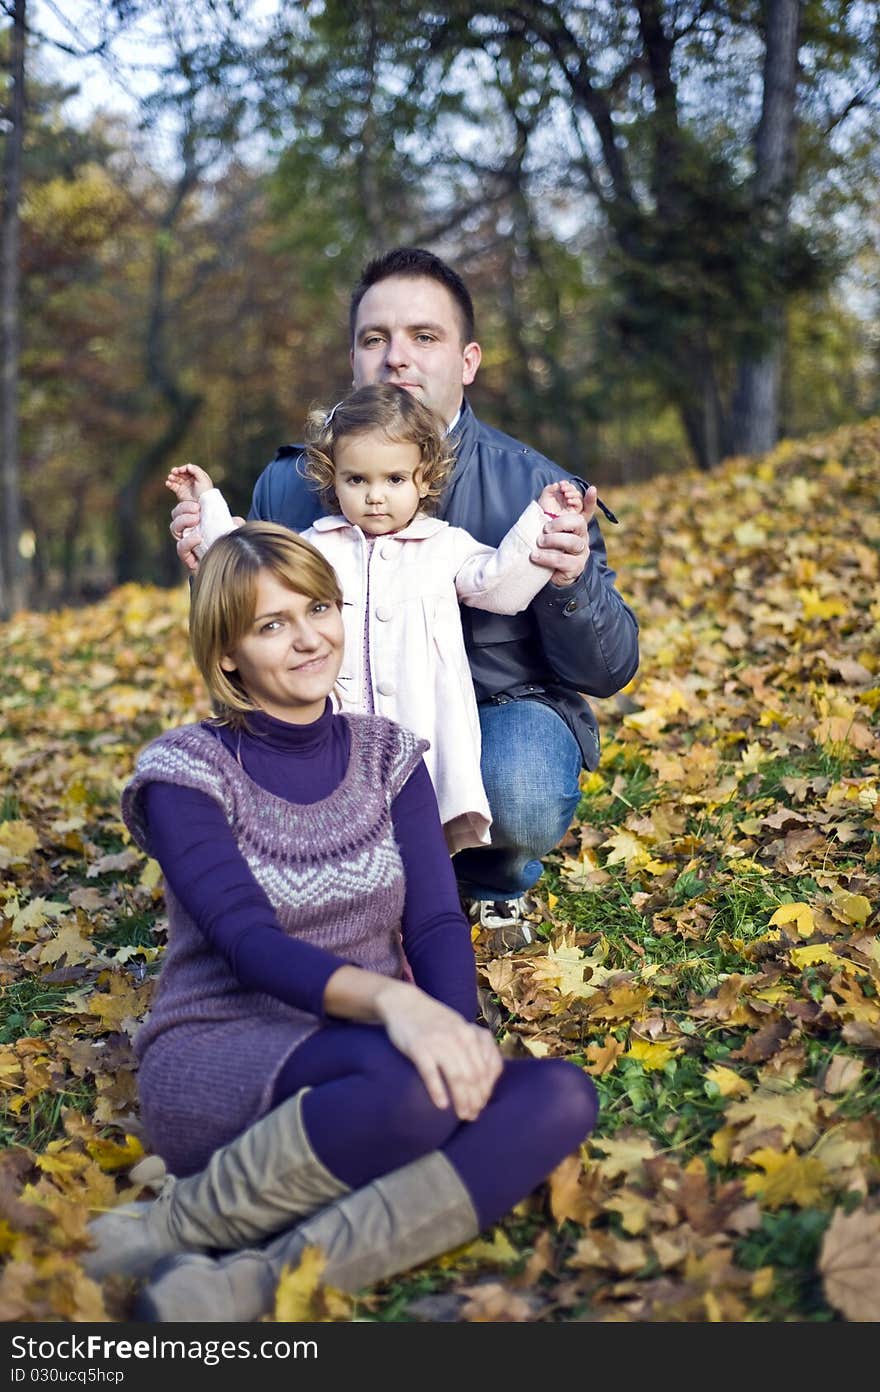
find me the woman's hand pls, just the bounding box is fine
[375,979,503,1121]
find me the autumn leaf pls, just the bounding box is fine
[590,1133,659,1183]
[547,1154,600,1227]
[769,903,815,938]
[584,1035,625,1075]
[85,1135,145,1174]
[820,1208,880,1321]
[821,1056,865,1095]
[273,1245,350,1322]
[705,1065,752,1099]
[460,1282,537,1322]
[742,1147,829,1208]
[0,821,40,869]
[624,1038,681,1070]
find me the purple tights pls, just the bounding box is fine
[271,1023,597,1230]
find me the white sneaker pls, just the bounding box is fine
[464,896,534,952]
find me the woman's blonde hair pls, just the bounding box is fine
[189,521,343,728]
[301,383,454,514]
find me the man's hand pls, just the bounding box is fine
[171,499,245,572]
[170,498,203,572]
[532,483,597,587]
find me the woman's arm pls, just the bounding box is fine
[146,771,502,1121]
[144,782,349,1015]
[322,966,501,1121]
[390,759,479,1021]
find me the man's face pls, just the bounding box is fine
[351,275,481,427]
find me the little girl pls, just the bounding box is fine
[166,383,582,853]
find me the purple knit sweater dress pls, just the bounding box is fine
[121,713,426,1176]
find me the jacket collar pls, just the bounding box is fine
[439,397,478,520]
[309,512,448,540]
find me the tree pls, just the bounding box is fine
[270,0,878,469]
[1,0,26,619]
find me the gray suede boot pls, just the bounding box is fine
[83,1089,348,1280]
[134,1150,480,1322]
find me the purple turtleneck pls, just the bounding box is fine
[142,701,478,1022]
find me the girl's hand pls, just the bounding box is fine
[537,479,583,517]
[533,483,598,586]
[166,462,215,501]
[374,980,503,1122]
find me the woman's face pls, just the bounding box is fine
[220,568,344,724]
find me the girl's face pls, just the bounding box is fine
[220,568,344,724]
[333,432,427,536]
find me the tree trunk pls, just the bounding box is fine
[115,156,202,583]
[732,0,801,455]
[1,0,26,620]
[678,356,728,472]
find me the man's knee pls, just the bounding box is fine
[479,701,582,847]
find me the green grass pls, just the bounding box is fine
[0,1078,97,1152]
[0,977,80,1045]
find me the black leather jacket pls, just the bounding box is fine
[249,399,639,769]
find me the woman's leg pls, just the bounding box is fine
[272,1022,462,1188]
[275,1026,597,1219]
[135,1056,599,1320]
[442,1058,598,1228]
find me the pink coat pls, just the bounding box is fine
[197,489,549,852]
[302,505,548,852]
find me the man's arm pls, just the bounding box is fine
[529,511,640,695]
[249,449,324,530]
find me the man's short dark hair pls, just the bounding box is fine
[349,247,476,346]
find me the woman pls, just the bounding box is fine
[84,523,598,1322]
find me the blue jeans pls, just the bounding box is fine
[453,698,583,900]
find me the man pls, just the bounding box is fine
[171,247,639,949]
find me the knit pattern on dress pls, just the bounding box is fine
[120,714,427,1176]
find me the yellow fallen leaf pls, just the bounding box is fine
[139,858,163,891]
[602,829,651,868]
[789,944,848,969]
[273,1245,328,1321]
[0,820,40,868]
[459,1229,520,1267]
[743,1147,828,1209]
[590,1133,658,1182]
[705,1065,752,1099]
[829,892,871,927]
[624,1038,681,1070]
[797,588,846,621]
[39,924,95,967]
[85,1134,145,1173]
[579,771,604,794]
[769,903,815,938]
[530,943,615,999]
[643,858,675,876]
[751,1266,775,1299]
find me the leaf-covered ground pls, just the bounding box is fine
[1,421,879,1323]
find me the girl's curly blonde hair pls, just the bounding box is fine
[301,384,454,515]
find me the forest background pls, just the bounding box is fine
[1,0,879,617]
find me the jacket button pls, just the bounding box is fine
[563,599,578,615]
[375,605,393,621]
[377,680,396,696]
[381,544,396,559]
